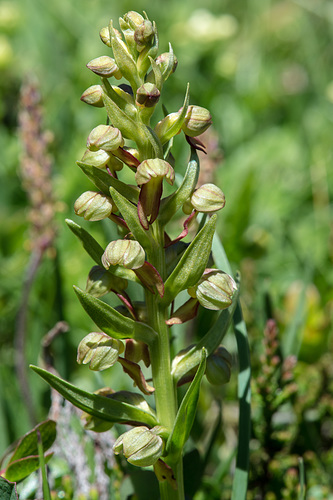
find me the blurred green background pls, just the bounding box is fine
[0,0,332,496]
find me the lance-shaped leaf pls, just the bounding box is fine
[162,215,217,305]
[118,357,155,395]
[172,280,240,382]
[66,219,104,265]
[109,187,155,250]
[154,84,190,145]
[78,161,139,203]
[8,420,56,465]
[101,78,137,119]
[4,455,53,483]
[0,477,18,500]
[66,220,138,282]
[30,366,158,428]
[102,92,146,146]
[110,22,142,92]
[159,148,199,225]
[74,286,157,344]
[166,349,206,462]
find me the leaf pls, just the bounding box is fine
[5,454,53,483]
[30,366,158,428]
[110,26,142,93]
[109,187,155,250]
[159,148,199,225]
[66,219,104,266]
[0,477,18,500]
[155,84,190,145]
[9,420,56,464]
[163,215,217,304]
[166,349,206,462]
[103,92,145,145]
[74,286,157,344]
[77,161,139,203]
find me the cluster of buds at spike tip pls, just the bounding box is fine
[136,158,175,229]
[188,269,237,311]
[206,346,232,385]
[183,183,226,215]
[74,191,117,221]
[113,426,166,467]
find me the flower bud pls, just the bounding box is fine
[156,52,178,74]
[80,85,104,107]
[135,158,174,186]
[154,111,182,144]
[136,83,160,108]
[99,26,112,47]
[87,125,124,152]
[182,105,212,137]
[188,269,237,311]
[190,184,225,213]
[134,20,155,51]
[81,149,111,168]
[123,11,145,30]
[102,239,145,270]
[86,56,122,79]
[113,426,164,467]
[74,191,116,221]
[77,332,124,371]
[86,265,128,297]
[206,346,232,385]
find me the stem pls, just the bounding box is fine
[145,221,185,500]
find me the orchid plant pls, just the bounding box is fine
[31,11,241,500]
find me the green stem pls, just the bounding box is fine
[145,221,185,500]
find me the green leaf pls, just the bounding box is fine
[101,77,137,119]
[102,91,145,145]
[74,286,157,344]
[166,349,206,462]
[159,148,199,225]
[30,366,158,428]
[66,219,104,265]
[109,187,155,250]
[5,454,53,483]
[9,420,56,464]
[0,477,18,500]
[163,215,217,304]
[77,161,139,203]
[155,83,190,145]
[172,278,240,382]
[110,25,142,93]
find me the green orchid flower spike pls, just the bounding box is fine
[31,10,242,500]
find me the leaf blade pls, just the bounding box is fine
[30,365,158,428]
